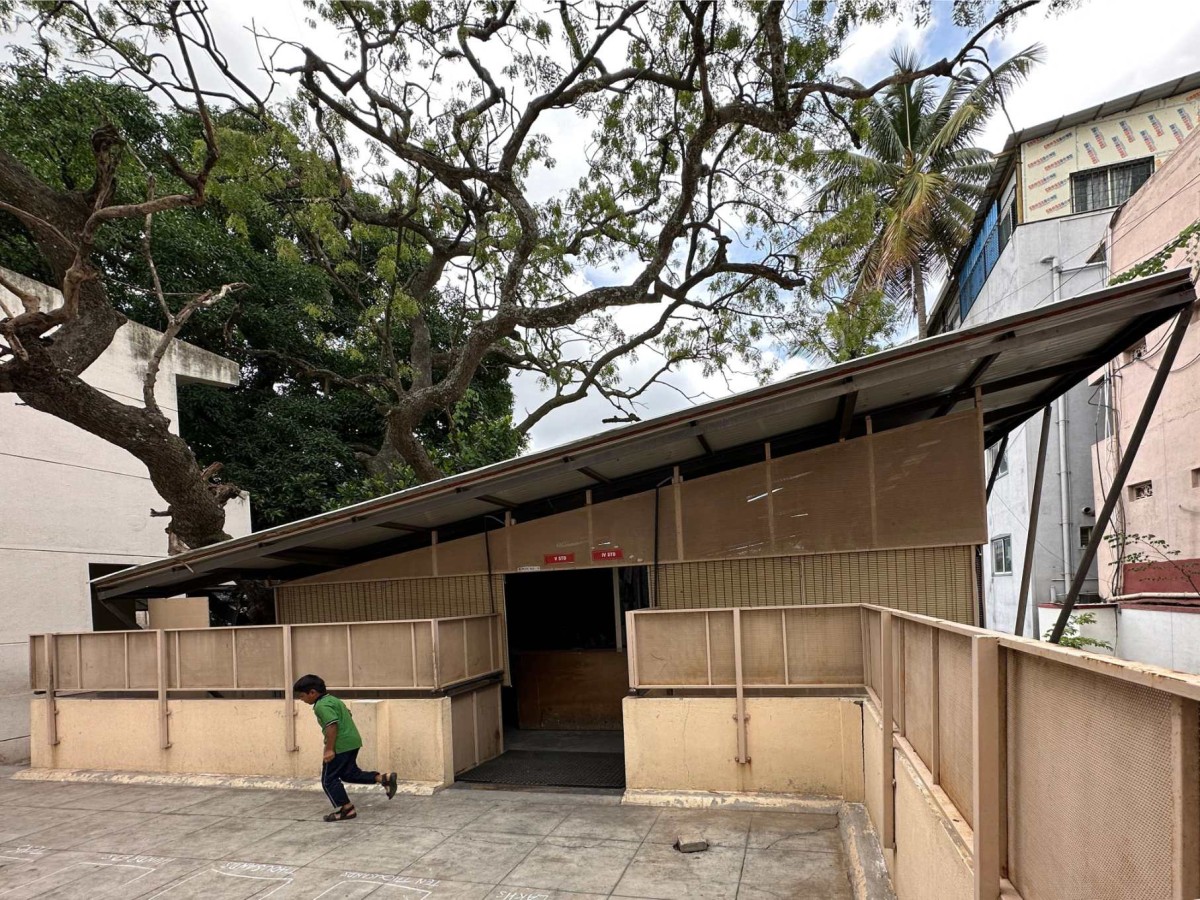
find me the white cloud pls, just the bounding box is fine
[977,0,1200,152]
[835,14,933,85]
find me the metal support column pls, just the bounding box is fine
[1015,406,1053,637]
[1050,303,1194,643]
[985,434,1008,501]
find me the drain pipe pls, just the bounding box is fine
[1043,257,1074,600]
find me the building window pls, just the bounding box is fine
[991,535,1013,575]
[986,444,1008,478]
[1192,467,1200,488]
[1079,525,1093,549]
[1129,480,1154,501]
[1071,158,1154,214]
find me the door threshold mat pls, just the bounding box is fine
[456,750,625,789]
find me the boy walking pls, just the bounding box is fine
[294,674,398,821]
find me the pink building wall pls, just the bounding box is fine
[1094,129,1200,598]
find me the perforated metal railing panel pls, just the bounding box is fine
[1006,651,1175,900]
[903,621,934,771]
[938,630,974,829]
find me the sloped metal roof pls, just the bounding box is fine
[94,269,1197,599]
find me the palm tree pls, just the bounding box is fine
[814,45,1042,339]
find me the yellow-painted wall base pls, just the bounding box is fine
[863,699,973,900]
[31,697,453,787]
[622,696,864,799]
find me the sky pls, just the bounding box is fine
[8,0,1200,455]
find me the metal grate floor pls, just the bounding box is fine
[456,749,625,789]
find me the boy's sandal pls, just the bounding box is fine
[323,805,357,822]
[385,772,398,799]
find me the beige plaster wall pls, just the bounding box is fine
[861,699,974,900]
[147,598,211,630]
[622,695,864,799]
[31,697,452,786]
[891,752,973,900]
[862,698,885,840]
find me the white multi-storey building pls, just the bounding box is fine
[928,72,1200,638]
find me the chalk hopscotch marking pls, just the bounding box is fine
[0,861,156,895]
[145,861,298,899]
[322,872,442,898]
[0,846,49,864]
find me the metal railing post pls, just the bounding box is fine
[930,629,941,784]
[972,635,1002,900]
[626,611,639,690]
[1171,697,1200,900]
[732,607,749,764]
[283,625,297,752]
[44,634,58,747]
[880,610,895,849]
[156,629,171,750]
[431,620,441,691]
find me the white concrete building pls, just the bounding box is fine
[0,268,250,762]
[928,72,1200,638]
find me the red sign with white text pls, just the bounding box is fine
[544,553,575,565]
[592,548,624,562]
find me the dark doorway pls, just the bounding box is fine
[459,566,647,790]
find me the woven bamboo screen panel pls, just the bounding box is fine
[591,491,665,565]
[1006,651,1175,900]
[873,412,986,547]
[276,575,501,624]
[634,610,715,686]
[785,606,863,684]
[902,620,934,772]
[772,438,873,555]
[938,630,974,829]
[508,507,590,569]
[278,411,982,592]
[651,546,976,622]
[680,465,771,559]
[436,532,490,576]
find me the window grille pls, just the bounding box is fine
[1071,158,1154,214]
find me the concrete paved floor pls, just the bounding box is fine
[0,773,854,898]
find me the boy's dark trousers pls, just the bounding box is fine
[321,748,378,807]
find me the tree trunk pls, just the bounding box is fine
[1,148,231,551]
[12,363,232,550]
[361,409,444,484]
[912,265,928,340]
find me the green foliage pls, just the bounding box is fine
[0,66,524,528]
[1104,532,1200,595]
[1109,219,1200,285]
[1044,611,1113,652]
[801,43,1041,350]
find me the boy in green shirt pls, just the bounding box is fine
[294,674,398,821]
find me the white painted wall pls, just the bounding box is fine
[970,212,1110,636]
[0,268,251,762]
[1114,608,1200,674]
